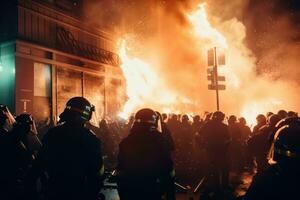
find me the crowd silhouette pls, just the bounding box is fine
[0,99,299,200]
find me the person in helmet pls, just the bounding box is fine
[287,110,298,118]
[0,105,16,200]
[117,108,174,200]
[252,114,267,136]
[14,114,42,154]
[0,113,39,200]
[247,114,281,173]
[39,97,103,200]
[243,117,300,200]
[277,109,288,120]
[228,115,244,172]
[200,111,231,197]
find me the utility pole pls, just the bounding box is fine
[207,47,226,111]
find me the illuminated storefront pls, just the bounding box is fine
[0,0,125,125]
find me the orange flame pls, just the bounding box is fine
[188,3,227,48]
[118,40,193,118]
[117,2,293,124]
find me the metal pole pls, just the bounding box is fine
[214,47,220,111]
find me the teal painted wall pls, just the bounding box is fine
[0,42,16,113]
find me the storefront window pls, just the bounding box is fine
[57,67,82,118]
[83,73,105,125]
[106,79,125,120]
[33,63,51,130]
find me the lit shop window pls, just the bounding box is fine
[33,63,52,132]
[57,67,82,117]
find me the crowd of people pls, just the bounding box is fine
[0,97,300,200]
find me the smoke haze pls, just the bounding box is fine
[82,0,300,119]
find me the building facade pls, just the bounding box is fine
[0,0,126,125]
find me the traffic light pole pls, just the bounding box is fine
[214,47,220,111]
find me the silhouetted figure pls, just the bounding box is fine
[98,119,115,170]
[228,115,244,172]
[162,113,168,123]
[238,117,251,142]
[1,114,38,200]
[156,111,176,200]
[277,109,288,120]
[39,97,104,200]
[243,117,300,200]
[0,104,16,200]
[252,114,266,136]
[201,111,231,196]
[192,115,203,137]
[121,115,134,139]
[117,108,173,200]
[265,112,274,119]
[287,110,298,118]
[36,117,53,141]
[248,114,280,173]
[238,117,252,170]
[0,104,13,138]
[156,112,175,153]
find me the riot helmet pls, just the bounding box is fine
[238,117,247,126]
[269,117,300,165]
[15,113,37,134]
[287,111,298,118]
[134,108,157,125]
[267,114,281,127]
[59,97,95,123]
[133,108,159,132]
[277,110,288,119]
[228,115,237,125]
[275,117,300,130]
[256,114,267,125]
[212,111,225,122]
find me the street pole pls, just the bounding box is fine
[214,47,220,111]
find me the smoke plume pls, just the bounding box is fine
[82,0,300,121]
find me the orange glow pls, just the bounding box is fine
[241,99,283,127]
[188,3,227,48]
[118,40,191,118]
[117,2,298,121]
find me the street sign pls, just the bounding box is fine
[208,48,226,66]
[207,49,215,66]
[208,84,226,90]
[218,52,226,65]
[207,47,226,111]
[207,75,225,82]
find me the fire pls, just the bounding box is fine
[188,3,227,48]
[117,2,295,123]
[118,40,187,118]
[241,99,283,127]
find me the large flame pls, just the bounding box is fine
[117,2,296,125]
[188,3,227,48]
[118,40,193,118]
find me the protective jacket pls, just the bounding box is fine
[244,164,300,200]
[117,123,173,200]
[40,123,103,200]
